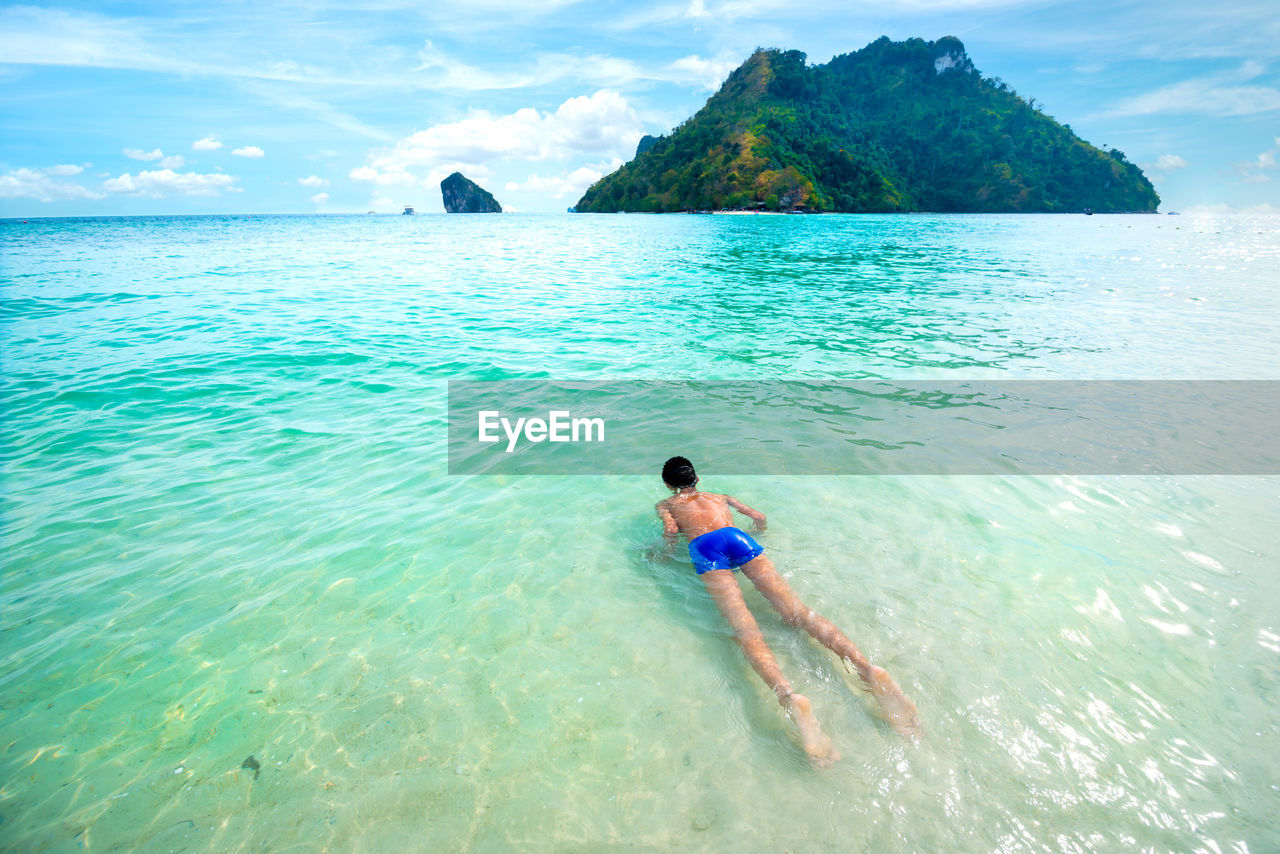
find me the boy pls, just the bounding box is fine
[655,456,919,765]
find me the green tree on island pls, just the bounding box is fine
[576,37,1159,214]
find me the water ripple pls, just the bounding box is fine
[1,214,1277,851]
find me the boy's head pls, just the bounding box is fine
[662,455,697,489]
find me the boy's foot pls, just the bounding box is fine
[866,666,921,739]
[785,693,840,767]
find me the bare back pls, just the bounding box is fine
[656,489,766,541]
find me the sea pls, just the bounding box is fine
[1,212,1278,852]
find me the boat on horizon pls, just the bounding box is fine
[402,205,414,215]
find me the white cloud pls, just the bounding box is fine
[610,0,1034,32]
[0,165,104,201]
[232,146,265,158]
[412,39,731,94]
[192,136,223,151]
[412,41,648,92]
[1235,136,1280,184]
[310,192,329,204]
[424,163,492,193]
[352,162,493,194]
[668,54,739,91]
[0,6,725,101]
[685,0,711,18]
[123,148,186,168]
[238,84,396,141]
[1100,62,1280,118]
[0,5,644,95]
[0,6,182,73]
[0,7,329,83]
[352,90,641,189]
[414,40,529,90]
[1142,154,1188,174]
[505,162,620,199]
[299,175,330,187]
[102,169,238,197]
[349,164,413,187]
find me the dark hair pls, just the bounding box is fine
[662,455,697,488]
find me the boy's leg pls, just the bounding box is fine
[700,569,838,765]
[739,556,920,737]
[700,568,791,701]
[738,556,874,678]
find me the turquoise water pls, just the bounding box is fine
[2,213,1278,851]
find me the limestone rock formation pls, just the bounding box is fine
[634,134,659,158]
[440,172,502,213]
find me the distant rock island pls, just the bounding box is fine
[576,37,1158,214]
[441,172,502,213]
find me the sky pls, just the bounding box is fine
[1,0,1278,216]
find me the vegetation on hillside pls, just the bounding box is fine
[576,37,1158,213]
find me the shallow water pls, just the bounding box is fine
[2,213,1278,852]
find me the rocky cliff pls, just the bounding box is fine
[441,172,503,213]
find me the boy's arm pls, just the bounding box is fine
[725,494,767,532]
[656,501,680,547]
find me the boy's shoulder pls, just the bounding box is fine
[656,491,728,507]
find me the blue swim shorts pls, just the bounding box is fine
[688,527,765,575]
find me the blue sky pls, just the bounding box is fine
[1,0,1277,215]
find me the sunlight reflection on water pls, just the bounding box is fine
[1,213,1278,851]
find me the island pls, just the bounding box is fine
[441,172,503,213]
[575,37,1158,214]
